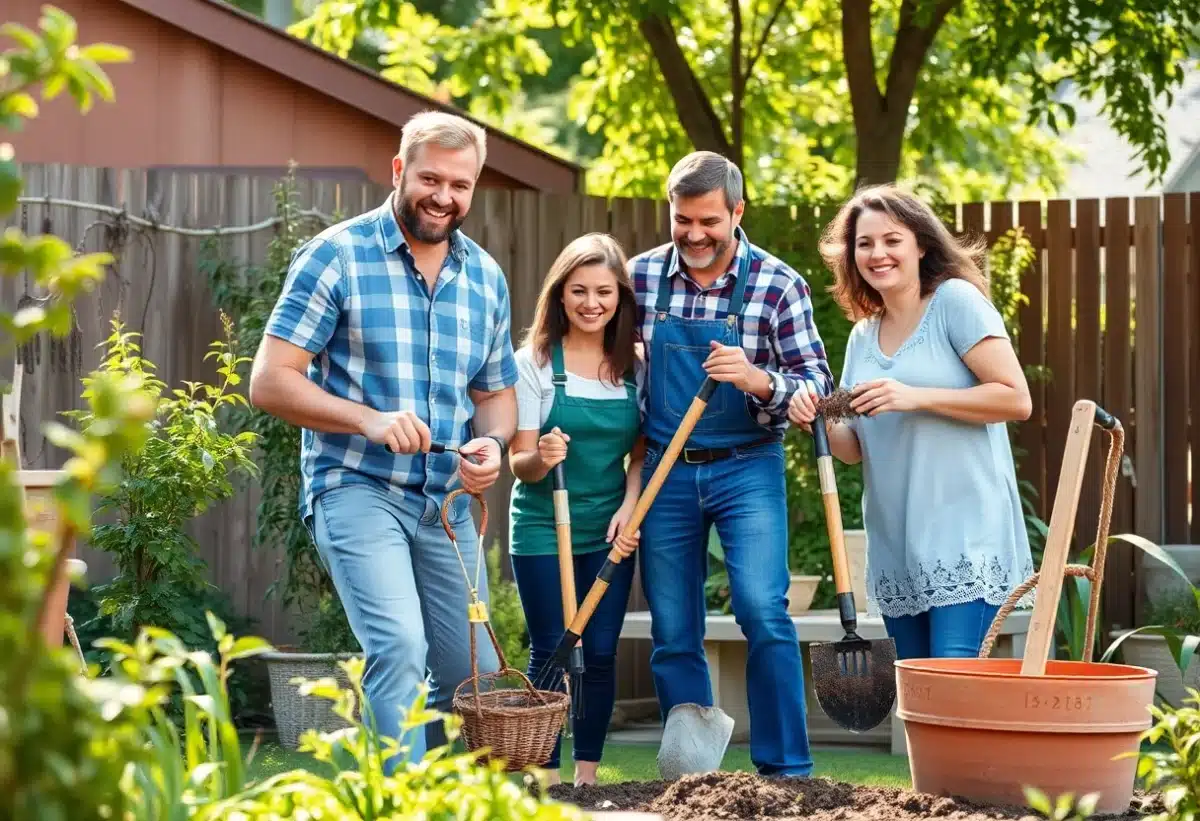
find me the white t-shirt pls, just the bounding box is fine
[515,345,644,431]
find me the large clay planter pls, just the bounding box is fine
[895,657,1156,814]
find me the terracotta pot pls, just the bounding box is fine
[896,657,1156,814]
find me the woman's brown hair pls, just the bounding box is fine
[819,184,990,322]
[520,232,639,387]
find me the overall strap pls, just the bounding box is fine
[654,246,675,313]
[725,231,754,318]
[550,342,568,387]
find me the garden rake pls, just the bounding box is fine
[532,375,720,688]
[807,394,897,734]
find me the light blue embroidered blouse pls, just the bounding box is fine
[837,277,1035,619]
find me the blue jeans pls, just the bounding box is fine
[309,483,499,771]
[511,548,636,768]
[638,441,813,777]
[882,599,1001,659]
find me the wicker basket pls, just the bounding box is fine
[261,650,361,749]
[443,489,570,772]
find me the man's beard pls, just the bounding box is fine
[396,188,465,244]
[675,233,731,271]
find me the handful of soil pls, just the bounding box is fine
[817,389,858,423]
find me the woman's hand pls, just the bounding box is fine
[850,378,923,416]
[606,500,640,559]
[537,426,569,469]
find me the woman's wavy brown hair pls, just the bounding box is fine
[520,232,639,387]
[820,184,990,322]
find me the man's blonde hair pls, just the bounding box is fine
[398,110,488,177]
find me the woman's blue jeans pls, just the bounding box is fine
[511,548,636,767]
[881,598,1001,659]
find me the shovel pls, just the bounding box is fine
[551,459,587,723]
[808,405,897,733]
[532,375,735,774]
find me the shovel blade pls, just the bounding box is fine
[656,703,734,780]
[809,637,897,733]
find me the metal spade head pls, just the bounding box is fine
[810,634,898,733]
[656,703,734,780]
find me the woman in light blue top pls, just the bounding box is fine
[788,185,1035,660]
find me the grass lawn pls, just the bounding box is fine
[245,738,912,788]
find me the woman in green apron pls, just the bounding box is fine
[508,232,644,787]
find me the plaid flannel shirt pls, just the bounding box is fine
[264,193,517,521]
[630,228,834,435]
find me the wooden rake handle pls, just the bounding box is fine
[564,377,719,638]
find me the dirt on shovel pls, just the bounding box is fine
[546,771,1161,821]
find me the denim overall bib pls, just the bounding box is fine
[638,230,814,778]
[642,232,769,451]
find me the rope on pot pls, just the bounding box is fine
[978,415,1124,662]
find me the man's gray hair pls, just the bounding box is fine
[666,151,743,211]
[399,110,488,177]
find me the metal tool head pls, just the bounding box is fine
[810,634,898,733]
[656,703,734,780]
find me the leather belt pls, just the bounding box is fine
[650,435,780,466]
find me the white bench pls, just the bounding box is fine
[619,607,1031,755]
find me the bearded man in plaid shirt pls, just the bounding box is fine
[250,110,517,770]
[629,151,834,779]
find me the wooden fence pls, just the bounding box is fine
[2,164,1196,669]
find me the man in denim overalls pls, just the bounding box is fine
[628,151,834,777]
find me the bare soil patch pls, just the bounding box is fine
[546,771,1159,821]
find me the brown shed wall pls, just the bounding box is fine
[5,0,553,191]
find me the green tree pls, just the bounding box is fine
[293,0,1199,202]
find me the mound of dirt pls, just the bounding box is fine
[546,771,1160,821]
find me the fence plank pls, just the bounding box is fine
[1192,193,1200,545]
[1134,197,1164,546]
[1101,197,1135,629]
[1016,201,1047,515]
[1044,200,1074,515]
[1162,193,1190,544]
[1074,199,1102,556]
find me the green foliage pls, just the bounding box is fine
[289,0,567,151]
[486,540,531,673]
[204,170,360,654]
[0,9,155,819]
[65,316,258,644]
[1023,786,1100,821]
[1126,688,1200,821]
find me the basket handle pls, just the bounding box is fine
[456,618,552,713]
[442,487,488,541]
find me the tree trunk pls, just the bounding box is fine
[842,0,960,191]
[853,120,906,189]
[638,13,733,159]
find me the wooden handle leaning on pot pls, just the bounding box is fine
[565,376,719,636]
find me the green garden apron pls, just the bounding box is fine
[509,343,640,557]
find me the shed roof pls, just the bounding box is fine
[113,0,585,193]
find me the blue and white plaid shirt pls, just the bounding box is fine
[265,193,517,521]
[630,228,834,435]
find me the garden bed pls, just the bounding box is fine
[547,771,1158,821]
